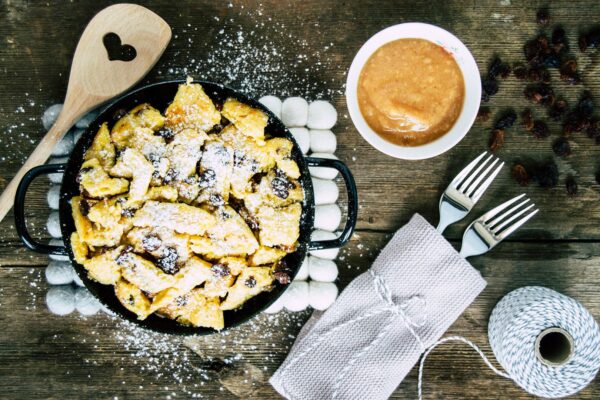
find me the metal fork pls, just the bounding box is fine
[459,194,539,258]
[437,152,504,233]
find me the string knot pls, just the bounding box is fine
[369,270,427,349]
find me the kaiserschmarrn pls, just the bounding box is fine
[70,80,304,330]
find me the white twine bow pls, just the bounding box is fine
[279,270,428,400]
[331,271,428,399]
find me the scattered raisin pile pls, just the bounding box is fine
[478,8,600,194]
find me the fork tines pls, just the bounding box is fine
[482,193,539,239]
[451,152,505,202]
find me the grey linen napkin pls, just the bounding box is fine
[270,213,487,400]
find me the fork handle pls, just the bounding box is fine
[459,229,489,258]
[436,219,451,234]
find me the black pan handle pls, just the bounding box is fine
[14,164,68,255]
[306,157,358,251]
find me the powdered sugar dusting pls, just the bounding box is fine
[154,7,343,100]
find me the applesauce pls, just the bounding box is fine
[357,38,465,146]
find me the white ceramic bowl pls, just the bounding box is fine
[346,23,481,160]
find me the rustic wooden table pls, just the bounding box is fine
[1,0,599,398]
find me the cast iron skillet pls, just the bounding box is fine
[14,80,358,335]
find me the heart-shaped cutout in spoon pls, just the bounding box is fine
[103,32,137,61]
[0,4,171,222]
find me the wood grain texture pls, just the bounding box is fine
[0,0,599,399]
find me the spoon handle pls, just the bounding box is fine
[0,108,82,222]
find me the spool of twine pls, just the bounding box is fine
[419,286,600,399]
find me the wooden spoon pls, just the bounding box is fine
[0,3,171,221]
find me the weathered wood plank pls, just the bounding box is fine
[0,235,598,399]
[0,0,599,399]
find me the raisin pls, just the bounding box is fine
[211,263,230,278]
[488,57,511,79]
[79,199,90,216]
[273,271,291,285]
[115,245,134,265]
[542,53,561,69]
[552,137,571,157]
[273,260,292,284]
[156,127,175,141]
[244,276,257,288]
[209,194,225,207]
[559,59,581,85]
[563,117,590,136]
[536,8,550,25]
[157,246,179,274]
[476,107,491,122]
[576,91,595,118]
[551,27,569,54]
[271,176,294,199]
[524,83,555,106]
[512,164,530,186]
[513,63,528,80]
[175,295,189,307]
[489,129,505,152]
[121,208,136,218]
[565,176,578,195]
[531,120,550,139]
[142,234,162,252]
[207,123,225,135]
[579,27,600,52]
[527,66,551,83]
[198,169,217,189]
[76,167,92,184]
[563,92,595,135]
[548,98,568,121]
[112,108,127,121]
[521,109,534,131]
[481,78,499,102]
[534,161,559,188]
[163,168,177,184]
[494,109,517,129]
[229,197,260,231]
[524,35,551,65]
[587,119,600,139]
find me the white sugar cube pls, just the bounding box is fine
[46,285,75,315]
[259,95,282,119]
[48,239,69,261]
[263,296,285,314]
[42,104,63,130]
[73,272,85,287]
[309,230,339,260]
[309,129,337,153]
[75,109,99,129]
[282,281,309,312]
[307,100,337,130]
[46,212,62,238]
[281,97,308,127]
[51,130,74,157]
[45,261,74,285]
[308,257,338,282]
[47,157,67,184]
[308,281,338,310]
[289,127,310,154]
[294,257,309,281]
[314,204,342,232]
[308,153,339,180]
[312,178,339,205]
[47,185,60,210]
[72,128,85,143]
[75,287,101,316]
